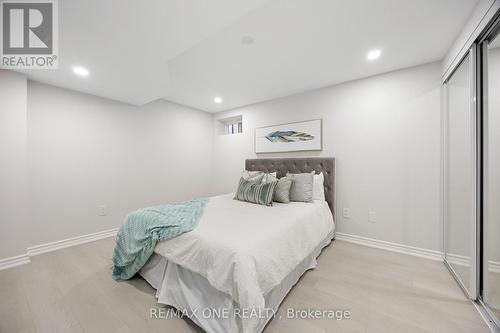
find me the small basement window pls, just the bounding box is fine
[218,115,243,135]
[225,121,242,134]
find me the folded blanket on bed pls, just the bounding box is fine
[112,198,208,281]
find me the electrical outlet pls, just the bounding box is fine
[368,211,377,223]
[98,205,107,216]
[342,208,351,219]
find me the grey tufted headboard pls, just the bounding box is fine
[245,157,336,216]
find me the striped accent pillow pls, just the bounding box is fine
[234,177,278,206]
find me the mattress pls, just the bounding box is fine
[141,193,335,333]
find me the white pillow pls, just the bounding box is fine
[241,170,277,183]
[261,172,277,183]
[312,172,325,201]
[241,170,264,183]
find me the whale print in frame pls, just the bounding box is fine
[254,119,322,153]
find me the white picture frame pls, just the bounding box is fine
[254,119,322,153]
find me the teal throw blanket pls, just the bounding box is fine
[112,198,208,281]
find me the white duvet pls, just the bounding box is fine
[154,193,334,320]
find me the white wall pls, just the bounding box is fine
[0,76,214,260]
[1,62,443,259]
[0,71,28,258]
[26,82,214,248]
[212,62,442,252]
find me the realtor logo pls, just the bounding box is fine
[1,0,58,69]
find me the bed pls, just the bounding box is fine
[139,157,336,333]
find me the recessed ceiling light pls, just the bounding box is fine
[366,49,381,61]
[73,66,89,77]
[214,96,223,104]
[241,35,255,46]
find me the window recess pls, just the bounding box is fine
[218,115,243,135]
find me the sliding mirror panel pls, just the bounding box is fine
[444,48,477,299]
[483,32,500,324]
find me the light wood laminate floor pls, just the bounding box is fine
[0,238,490,333]
[450,262,500,321]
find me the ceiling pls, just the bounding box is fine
[16,0,479,112]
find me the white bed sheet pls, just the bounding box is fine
[141,229,334,333]
[153,193,334,331]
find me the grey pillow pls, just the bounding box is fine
[286,171,314,202]
[264,174,292,203]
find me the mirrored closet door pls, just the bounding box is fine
[444,14,500,328]
[443,46,478,299]
[481,26,500,326]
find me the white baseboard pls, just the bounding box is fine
[3,229,493,273]
[27,227,119,256]
[0,227,118,271]
[445,253,470,268]
[446,253,500,274]
[489,260,500,274]
[0,253,31,271]
[335,232,444,261]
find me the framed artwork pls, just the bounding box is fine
[254,119,322,153]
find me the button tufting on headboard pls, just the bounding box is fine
[245,157,336,216]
